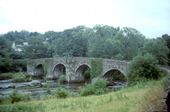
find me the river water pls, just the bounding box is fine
[0,79,127,99]
[0,79,85,99]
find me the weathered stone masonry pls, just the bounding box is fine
[27,57,129,82]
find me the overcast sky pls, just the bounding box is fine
[0,0,170,38]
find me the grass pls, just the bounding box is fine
[0,90,31,105]
[0,78,166,112]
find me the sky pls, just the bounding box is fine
[0,0,170,38]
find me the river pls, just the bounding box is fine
[0,79,85,99]
[0,79,127,99]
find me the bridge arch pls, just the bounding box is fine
[103,69,127,85]
[53,64,66,79]
[34,64,45,79]
[75,64,91,82]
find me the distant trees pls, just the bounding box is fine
[23,35,53,59]
[0,36,16,72]
[87,25,118,58]
[52,26,89,57]
[113,27,145,60]
[87,26,145,60]
[0,25,169,73]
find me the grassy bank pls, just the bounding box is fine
[0,79,166,112]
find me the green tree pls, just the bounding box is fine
[162,34,170,65]
[113,27,145,60]
[0,36,13,72]
[87,25,119,58]
[128,54,161,84]
[142,38,169,65]
[53,26,89,57]
[23,35,52,59]
[87,26,145,60]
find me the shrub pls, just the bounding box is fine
[80,78,107,96]
[92,78,107,89]
[80,84,95,96]
[10,89,31,104]
[94,88,106,95]
[111,71,127,82]
[128,54,162,84]
[56,88,69,98]
[12,72,32,82]
[42,81,51,94]
[159,69,168,78]
[58,75,66,84]
[84,70,91,81]
[90,59,103,79]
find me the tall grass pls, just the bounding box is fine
[0,78,166,112]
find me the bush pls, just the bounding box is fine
[159,69,168,78]
[80,78,107,96]
[92,78,107,89]
[58,75,66,84]
[56,88,69,98]
[44,82,51,94]
[111,71,127,82]
[12,72,32,82]
[0,73,13,80]
[0,72,32,82]
[90,59,103,79]
[10,89,31,104]
[94,88,106,95]
[128,54,162,84]
[80,84,95,96]
[84,70,91,81]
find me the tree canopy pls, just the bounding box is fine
[0,25,169,73]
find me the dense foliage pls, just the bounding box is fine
[90,59,103,79]
[80,78,107,96]
[10,90,31,104]
[142,38,169,64]
[56,88,70,98]
[0,25,169,73]
[128,54,162,84]
[162,34,170,65]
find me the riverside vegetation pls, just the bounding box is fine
[0,78,166,112]
[0,25,170,111]
[0,53,169,112]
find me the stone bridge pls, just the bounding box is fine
[27,57,129,82]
